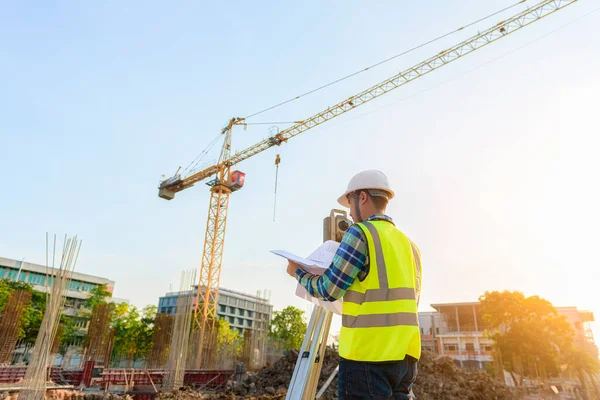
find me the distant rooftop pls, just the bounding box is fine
[162,286,271,303]
[431,302,480,310]
[0,256,114,286]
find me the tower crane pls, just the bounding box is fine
[157,0,579,368]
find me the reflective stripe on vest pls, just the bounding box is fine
[339,220,421,362]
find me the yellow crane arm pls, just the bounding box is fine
[160,0,577,197]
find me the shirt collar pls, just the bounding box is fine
[365,214,394,225]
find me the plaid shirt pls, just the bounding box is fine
[295,214,394,302]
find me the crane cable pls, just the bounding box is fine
[325,4,600,130]
[179,1,528,176]
[182,132,223,176]
[243,0,527,120]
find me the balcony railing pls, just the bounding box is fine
[443,350,493,357]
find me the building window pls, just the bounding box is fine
[443,344,457,351]
[229,306,235,314]
[6,269,18,280]
[219,305,226,313]
[68,281,80,291]
[238,318,244,325]
[0,267,5,278]
[465,343,475,352]
[483,345,493,352]
[27,273,46,285]
[247,310,253,318]
[246,319,252,327]
[238,308,244,315]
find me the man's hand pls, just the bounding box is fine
[287,260,301,277]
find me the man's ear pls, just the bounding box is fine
[359,190,368,205]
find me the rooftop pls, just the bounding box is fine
[0,256,115,286]
[431,302,480,310]
[162,286,271,304]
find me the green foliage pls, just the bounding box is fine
[0,279,34,313]
[58,315,84,354]
[479,291,574,382]
[20,289,47,344]
[269,306,306,351]
[565,346,600,387]
[216,319,241,346]
[215,319,243,357]
[84,284,112,309]
[111,304,156,366]
[0,279,45,344]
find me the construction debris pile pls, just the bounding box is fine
[236,348,338,399]
[414,350,517,400]
[158,349,518,400]
[231,349,517,400]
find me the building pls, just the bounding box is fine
[419,302,598,374]
[419,302,495,372]
[557,307,597,356]
[158,286,273,335]
[0,256,118,322]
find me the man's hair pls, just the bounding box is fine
[356,189,389,210]
[371,194,389,210]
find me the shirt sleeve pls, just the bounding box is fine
[294,225,368,301]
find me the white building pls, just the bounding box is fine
[158,286,273,335]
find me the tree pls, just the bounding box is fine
[214,319,243,358]
[216,319,240,346]
[18,286,47,345]
[58,315,84,355]
[0,279,34,313]
[269,306,306,351]
[479,291,574,385]
[111,304,156,367]
[565,347,600,399]
[84,284,112,309]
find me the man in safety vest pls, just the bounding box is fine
[286,170,422,399]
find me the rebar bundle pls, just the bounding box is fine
[0,289,32,364]
[163,270,195,391]
[20,234,81,400]
[147,313,174,368]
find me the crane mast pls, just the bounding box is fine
[157,0,579,368]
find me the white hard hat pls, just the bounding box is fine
[337,170,394,207]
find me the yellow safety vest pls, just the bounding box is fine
[339,220,422,362]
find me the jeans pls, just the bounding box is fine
[338,357,418,400]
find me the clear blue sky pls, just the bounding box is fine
[1,1,599,339]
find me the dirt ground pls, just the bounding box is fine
[157,348,519,400]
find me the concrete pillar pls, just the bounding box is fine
[475,336,482,370]
[457,335,464,368]
[455,307,461,332]
[473,305,479,332]
[440,336,444,356]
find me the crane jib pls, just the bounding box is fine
[159,0,578,198]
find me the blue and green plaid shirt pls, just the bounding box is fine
[295,214,394,301]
